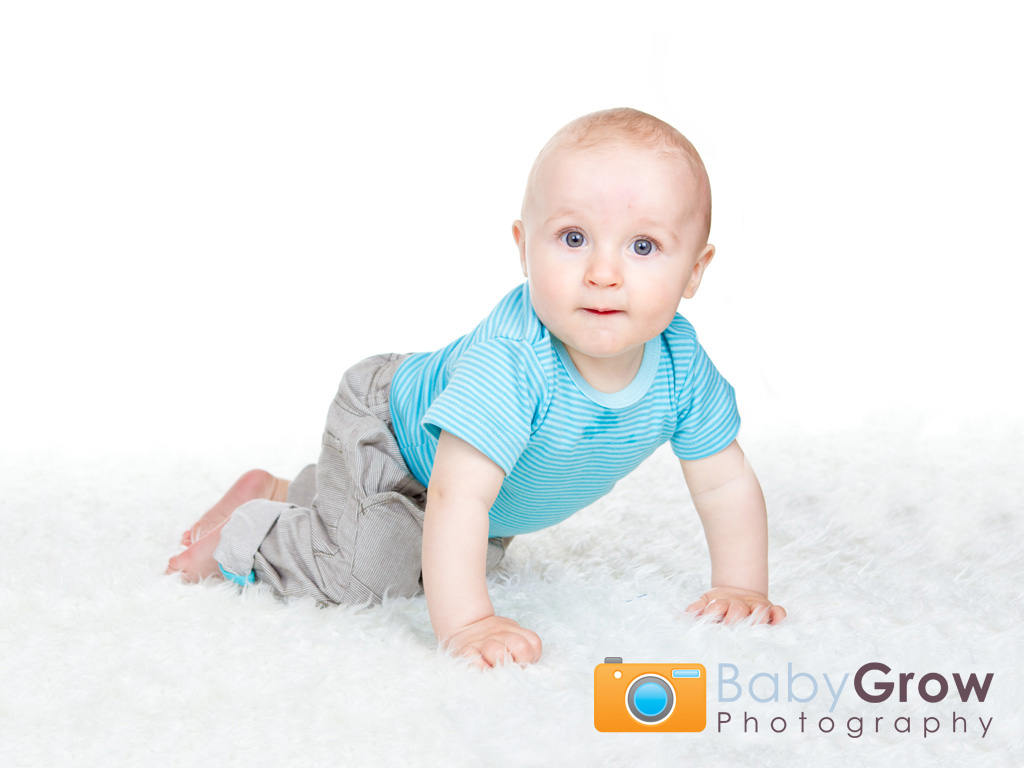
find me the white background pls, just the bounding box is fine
[3,1,1022,458]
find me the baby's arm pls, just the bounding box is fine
[680,440,786,625]
[421,430,543,667]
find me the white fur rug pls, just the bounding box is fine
[2,418,1021,767]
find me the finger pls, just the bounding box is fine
[749,603,772,625]
[454,643,489,669]
[505,632,542,665]
[722,600,749,625]
[521,628,543,660]
[686,596,709,616]
[479,639,512,668]
[469,652,489,670]
[702,598,728,622]
[503,634,535,665]
[769,604,787,625]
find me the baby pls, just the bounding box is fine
[167,107,786,668]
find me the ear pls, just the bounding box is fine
[682,243,715,299]
[512,220,528,277]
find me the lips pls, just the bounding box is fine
[583,308,621,314]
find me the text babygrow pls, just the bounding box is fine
[717,662,994,739]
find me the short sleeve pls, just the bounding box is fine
[671,339,741,460]
[421,337,546,476]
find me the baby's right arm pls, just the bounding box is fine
[421,430,543,668]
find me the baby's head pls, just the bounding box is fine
[513,108,717,383]
[519,108,712,247]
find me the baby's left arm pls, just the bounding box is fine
[679,440,786,625]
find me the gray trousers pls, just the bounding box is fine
[213,352,511,605]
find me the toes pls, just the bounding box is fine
[166,553,199,582]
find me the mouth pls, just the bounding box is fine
[583,308,621,315]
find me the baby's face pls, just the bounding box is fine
[513,141,714,385]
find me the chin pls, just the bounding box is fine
[579,344,632,360]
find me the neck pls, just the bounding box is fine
[564,345,645,394]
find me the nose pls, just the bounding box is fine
[583,246,622,288]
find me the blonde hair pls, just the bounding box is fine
[522,108,712,242]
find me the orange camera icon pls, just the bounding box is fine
[594,658,706,732]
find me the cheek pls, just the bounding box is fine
[637,280,686,326]
[526,273,561,323]
[527,261,569,299]
[532,280,565,323]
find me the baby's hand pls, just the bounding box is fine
[444,615,543,669]
[687,587,786,625]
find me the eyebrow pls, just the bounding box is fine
[544,209,679,241]
[544,208,582,225]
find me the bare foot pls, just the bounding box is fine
[166,515,231,583]
[180,469,290,546]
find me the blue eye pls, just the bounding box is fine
[561,230,586,248]
[632,239,655,256]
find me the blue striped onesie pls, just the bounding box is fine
[388,282,741,538]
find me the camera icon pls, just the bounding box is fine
[594,658,706,732]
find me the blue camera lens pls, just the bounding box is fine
[626,675,675,725]
[633,682,668,716]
